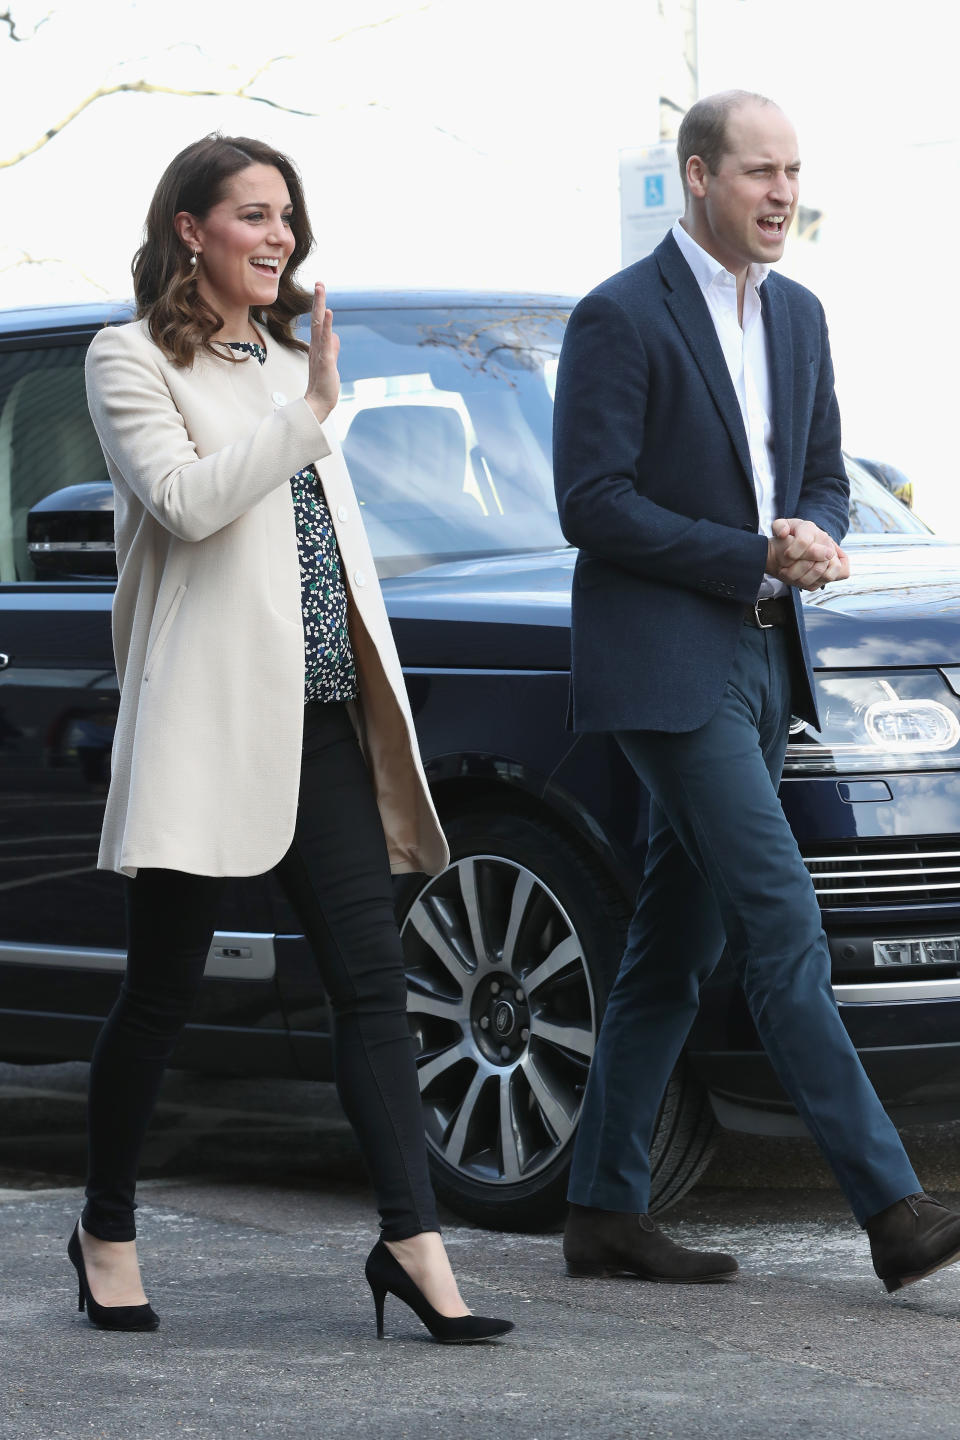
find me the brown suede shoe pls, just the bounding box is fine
[563,1203,739,1283]
[866,1192,960,1293]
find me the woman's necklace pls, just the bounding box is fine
[218,320,265,350]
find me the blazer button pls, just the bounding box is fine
[353,569,366,587]
[271,390,287,406]
[337,505,349,523]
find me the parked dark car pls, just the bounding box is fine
[3,294,960,1230]
[854,456,915,511]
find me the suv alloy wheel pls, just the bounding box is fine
[396,808,718,1229]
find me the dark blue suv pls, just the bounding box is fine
[3,294,960,1230]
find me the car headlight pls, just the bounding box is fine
[784,672,960,775]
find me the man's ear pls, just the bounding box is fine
[686,156,709,199]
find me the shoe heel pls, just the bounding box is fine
[66,1221,159,1332]
[364,1239,512,1345]
[565,1260,614,1277]
[371,1284,386,1339]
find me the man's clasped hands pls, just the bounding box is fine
[766,517,850,591]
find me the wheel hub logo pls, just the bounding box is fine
[493,1001,515,1037]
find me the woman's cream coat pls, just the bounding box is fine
[85,318,449,880]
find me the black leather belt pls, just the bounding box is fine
[744,597,792,628]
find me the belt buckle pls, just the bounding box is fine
[753,600,773,629]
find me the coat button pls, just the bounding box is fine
[337,505,349,523]
[353,569,366,587]
[272,390,287,406]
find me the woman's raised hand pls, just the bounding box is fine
[305,282,341,422]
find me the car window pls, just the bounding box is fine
[0,343,106,583]
[845,458,930,536]
[8,310,924,586]
[327,308,568,576]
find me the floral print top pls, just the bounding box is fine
[228,342,358,705]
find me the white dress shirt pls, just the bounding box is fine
[671,218,784,598]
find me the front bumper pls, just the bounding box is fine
[690,969,960,1133]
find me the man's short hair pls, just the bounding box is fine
[676,90,776,198]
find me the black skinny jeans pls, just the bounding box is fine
[82,701,439,1243]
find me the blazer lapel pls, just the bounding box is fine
[656,236,754,500]
[759,275,795,515]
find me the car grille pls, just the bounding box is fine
[803,839,960,907]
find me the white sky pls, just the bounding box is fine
[2,0,958,528]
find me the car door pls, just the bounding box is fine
[0,332,121,929]
[0,321,292,1070]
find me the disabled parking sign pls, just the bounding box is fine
[620,142,684,264]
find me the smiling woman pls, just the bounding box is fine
[66,133,513,1346]
[173,163,296,340]
[131,134,316,366]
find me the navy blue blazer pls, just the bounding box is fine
[553,231,849,733]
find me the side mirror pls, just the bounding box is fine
[27,482,116,580]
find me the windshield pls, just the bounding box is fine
[327,307,567,577]
[845,457,930,536]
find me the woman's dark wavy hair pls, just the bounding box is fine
[133,134,313,366]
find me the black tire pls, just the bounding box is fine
[396,804,716,1230]
[649,1060,718,1215]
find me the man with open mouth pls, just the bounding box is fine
[553,89,960,1296]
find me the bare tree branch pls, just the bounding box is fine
[326,2,434,44]
[119,40,223,69]
[0,249,109,292]
[1,1,444,170]
[1,6,52,40]
[0,63,321,169]
[1,55,483,170]
[118,7,435,76]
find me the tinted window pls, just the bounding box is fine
[845,458,929,536]
[0,343,107,582]
[329,308,568,576]
[9,309,916,587]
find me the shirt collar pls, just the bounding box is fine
[671,218,770,299]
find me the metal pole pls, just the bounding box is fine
[659,0,699,140]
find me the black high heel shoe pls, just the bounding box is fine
[364,1239,513,1344]
[67,1223,159,1332]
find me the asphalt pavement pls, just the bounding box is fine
[4,1062,960,1440]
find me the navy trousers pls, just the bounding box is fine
[567,622,919,1225]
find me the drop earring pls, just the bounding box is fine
[189,251,199,269]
